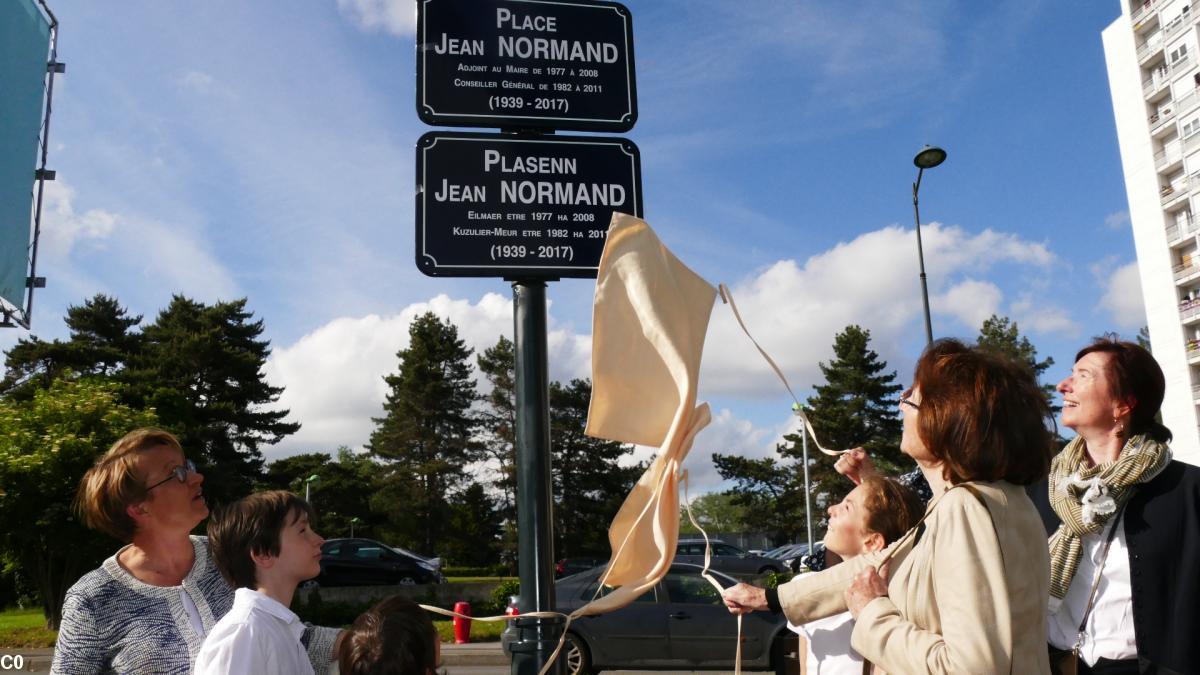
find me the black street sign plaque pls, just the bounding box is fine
[416,131,642,278]
[417,0,637,132]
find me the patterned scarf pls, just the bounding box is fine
[1047,433,1171,609]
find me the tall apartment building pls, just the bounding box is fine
[1104,0,1200,465]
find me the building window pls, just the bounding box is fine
[1184,116,1200,138]
[1171,43,1190,64]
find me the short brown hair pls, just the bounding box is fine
[339,596,438,675]
[859,475,924,545]
[75,428,184,542]
[207,490,316,589]
[1075,339,1172,443]
[913,339,1054,486]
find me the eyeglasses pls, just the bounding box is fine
[899,387,921,410]
[146,460,196,491]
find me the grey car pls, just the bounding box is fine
[674,539,784,576]
[501,563,796,675]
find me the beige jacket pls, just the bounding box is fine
[777,481,1050,675]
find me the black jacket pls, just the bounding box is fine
[1029,460,1200,675]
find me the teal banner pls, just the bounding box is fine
[0,0,51,310]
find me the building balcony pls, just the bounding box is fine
[1138,37,1166,65]
[1162,12,1192,42]
[1144,72,1172,100]
[1182,300,1200,324]
[1134,6,1162,33]
[1131,0,1160,25]
[1175,261,1200,282]
[1187,340,1200,363]
[1177,86,1200,118]
[1161,178,1190,205]
[1151,106,1177,136]
[1193,383,1200,402]
[1170,53,1193,77]
[1156,147,1185,173]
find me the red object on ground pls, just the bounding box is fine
[453,601,472,644]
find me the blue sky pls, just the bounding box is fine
[12,0,1143,491]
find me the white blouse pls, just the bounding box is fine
[1047,513,1138,666]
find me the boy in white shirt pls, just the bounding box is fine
[789,475,923,675]
[195,490,325,675]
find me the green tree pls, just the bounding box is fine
[476,336,517,552]
[368,313,480,554]
[776,325,903,515]
[549,378,640,558]
[1137,325,1152,352]
[1,295,142,399]
[443,483,503,566]
[710,453,809,543]
[262,448,382,539]
[976,315,1057,411]
[124,296,299,505]
[678,491,753,535]
[0,376,157,628]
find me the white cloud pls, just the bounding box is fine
[1097,261,1146,330]
[335,0,416,36]
[39,181,118,260]
[1009,295,1081,337]
[176,70,214,92]
[698,223,1057,399]
[934,280,1002,332]
[1105,211,1131,231]
[264,292,592,457]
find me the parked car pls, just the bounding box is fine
[305,538,445,587]
[556,557,608,578]
[674,539,784,576]
[501,563,796,675]
[765,543,811,572]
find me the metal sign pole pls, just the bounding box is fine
[511,280,563,675]
[802,428,813,553]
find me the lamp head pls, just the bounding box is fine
[913,145,947,169]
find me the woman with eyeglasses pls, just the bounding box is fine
[50,428,341,674]
[723,339,1055,674]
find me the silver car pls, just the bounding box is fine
[674,539,785,576]
[501,563,796,675]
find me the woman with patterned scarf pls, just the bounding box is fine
[1040,339,1200,675]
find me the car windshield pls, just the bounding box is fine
[388,544,429,561]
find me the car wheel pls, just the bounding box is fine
[398,575,418,586]
[771,633,800,675]
[560,632,594,675]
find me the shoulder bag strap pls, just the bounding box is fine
[1071,501,1129,654]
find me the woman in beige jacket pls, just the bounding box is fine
[724,339,1055,674]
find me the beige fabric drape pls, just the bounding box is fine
[578,212,717,616]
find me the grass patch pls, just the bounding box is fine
[434,618,507,643]
[0,608,56,648]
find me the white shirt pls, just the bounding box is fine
[1047,513,1138,666]
[194,588,314,675]
[788,573,862,675]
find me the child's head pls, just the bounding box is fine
[339,596,440,675]
[208,490,323,590]
[823,475,923,559]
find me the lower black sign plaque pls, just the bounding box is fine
[416,131,642,278]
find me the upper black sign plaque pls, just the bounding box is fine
[417,0,637,132]
[416,131,642,278]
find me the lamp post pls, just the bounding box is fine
[912,145,947,346]
[304,474,320,503]
[350,517,360,538]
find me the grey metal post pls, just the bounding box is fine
[913,168,934,346]
[802,428,813,553]
[510,280,563,675]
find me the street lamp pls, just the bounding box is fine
[304,474,320,502]
[350,517,360,538]
[912,145,947,346]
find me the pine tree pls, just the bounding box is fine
[1,294,142,398]
[549,378,640,557]
[710,453,808,543]
[125,296,298,504]
[476,336,517,533]
[368,312,480,554]
[776,325,903,516]
[976,315,1057,411]
[443,483,503,566]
